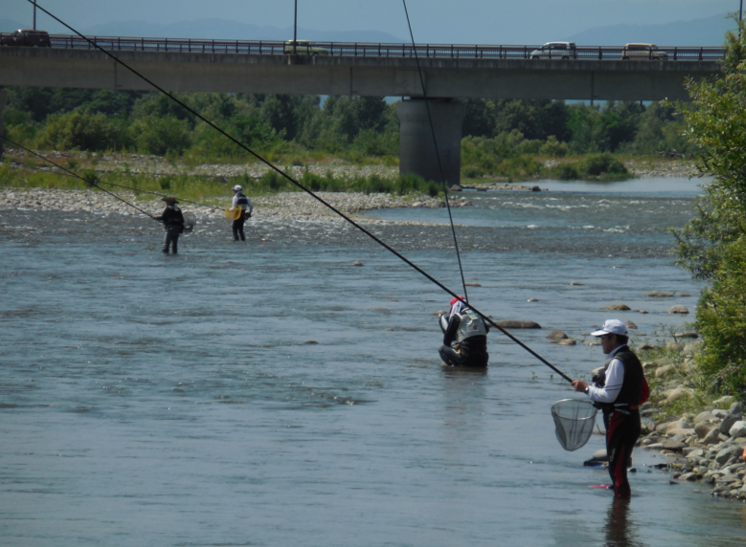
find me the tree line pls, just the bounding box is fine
[1,87,695,173]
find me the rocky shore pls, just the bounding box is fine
[593,338,746,502]
[639,398,746,501]
[0,186,471,224]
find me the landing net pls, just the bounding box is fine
[183,213,196,234]
[551,399,598,451]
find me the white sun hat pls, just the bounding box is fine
[591,319,628,337]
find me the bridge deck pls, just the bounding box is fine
[0,37,723,101]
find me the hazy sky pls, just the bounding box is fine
[5,0,738,43]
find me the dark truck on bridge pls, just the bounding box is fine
[0,29,51,47]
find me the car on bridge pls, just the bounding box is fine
[0,29,51,47]
[530,42,577,60]
[622,43,669,61]
[284,40,329,56]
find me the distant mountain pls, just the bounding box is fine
[567,13,737,46]
[81,19,404,43]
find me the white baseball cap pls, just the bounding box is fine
[591,319,628,337]
[233,185,243,192]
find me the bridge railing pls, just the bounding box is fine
[0,33,726,61]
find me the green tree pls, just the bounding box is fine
[675,16,746,395]
[131,116,192,156]
[35,109,123,151]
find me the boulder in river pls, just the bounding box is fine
[602,304,631,310]
[625,320,638,329]
[569,281,584,286]
[494,320,541,329]
[667,305,690,314]
[646,291,674,298]
[547,330,568,341]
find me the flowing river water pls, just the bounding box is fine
[1,176,745,546]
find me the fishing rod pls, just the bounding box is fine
[25,1,574,384]
[402,0,469,303]
[3,135,156,219]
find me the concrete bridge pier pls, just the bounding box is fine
[0,90,6,158]
[397,98,466,187]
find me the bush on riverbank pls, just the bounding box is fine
[673,18,746,398]
[551,153,630,181]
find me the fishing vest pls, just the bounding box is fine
[165,205,184,229]
[235,193,250,209]
[455,309,488,343]
[594,346,644,411]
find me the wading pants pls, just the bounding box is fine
[163,226,180,254]
[232,217,246,241]
[604,409,641,498]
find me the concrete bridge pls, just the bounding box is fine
[0,37,724,184]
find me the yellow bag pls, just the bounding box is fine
[225,207,243,221]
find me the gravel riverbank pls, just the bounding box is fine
[4,148,700,182]
[0,187,466,224]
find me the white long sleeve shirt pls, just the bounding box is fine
[587,345,624,404]
[232,193,253,214]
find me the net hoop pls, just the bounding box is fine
[551,398,599,452]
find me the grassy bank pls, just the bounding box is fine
[0,154,441,205]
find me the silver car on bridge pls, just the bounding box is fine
[530,42,577,60]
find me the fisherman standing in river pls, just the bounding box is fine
[152,196,185,255]
[438,296,490,367]
[571,319,649,498]
[230,185,253,242]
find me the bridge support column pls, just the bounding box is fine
[0,90,6,158]
[397,98,465,187]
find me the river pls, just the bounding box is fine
[1,176,745,546]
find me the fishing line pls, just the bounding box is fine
[24,1,574,383]
[3,135,156,219]
[3,142,224,212]
[401,0,469,303]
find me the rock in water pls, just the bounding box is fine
[494,320,541,329]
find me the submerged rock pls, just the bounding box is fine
[602,304,631,311]
[667,305,690,314]
[494,320,541,329]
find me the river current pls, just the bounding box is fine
[1,176,745,546]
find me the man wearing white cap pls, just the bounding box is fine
[572,319,649,498]
[230,185,253,242]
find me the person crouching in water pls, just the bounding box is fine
[571,319,649,499]
[231,184,253,242]
[152,196,185,255]
[438,296,489,367]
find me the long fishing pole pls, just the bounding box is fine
[3,135,156,219]
[401,0,469,303]
[25,1,574,384]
